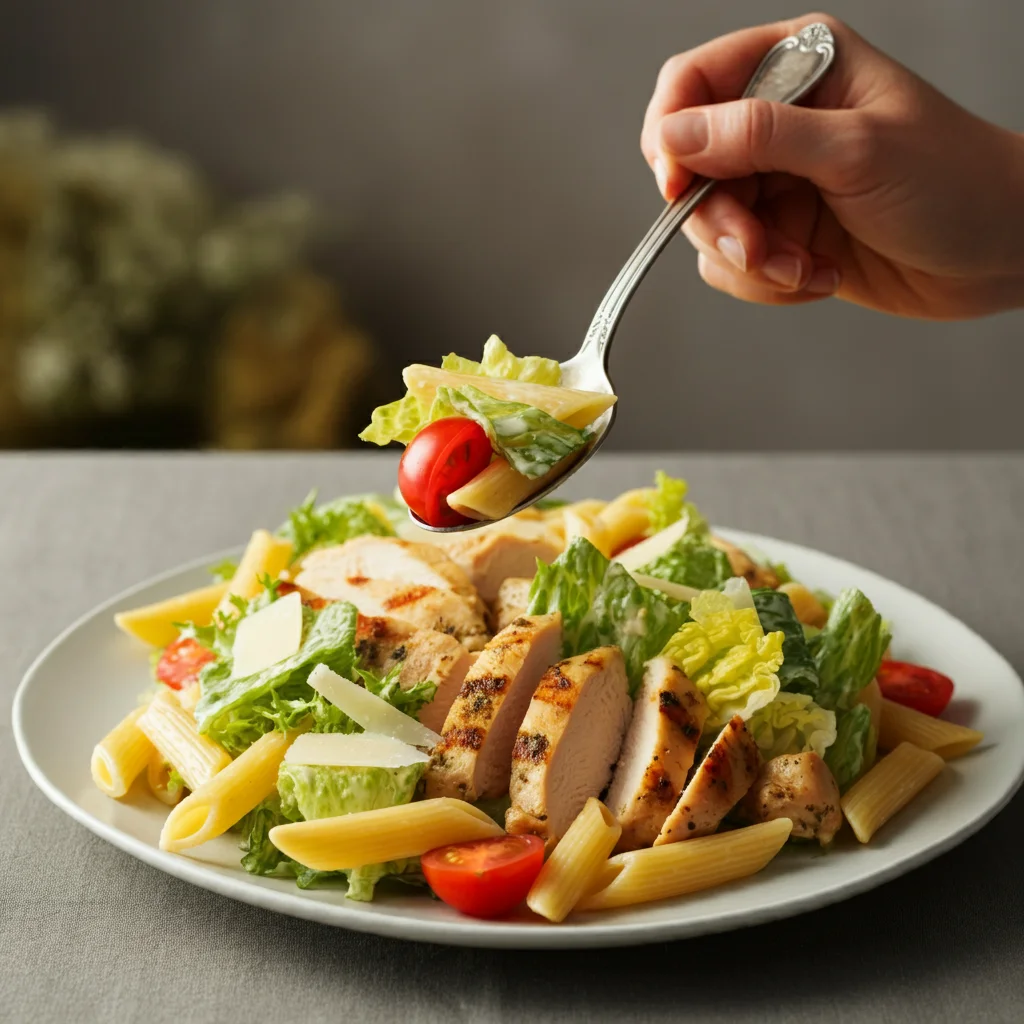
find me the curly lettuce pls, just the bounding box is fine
[276,489,394,561]
[751,588,821,698]
[747,692,837,761]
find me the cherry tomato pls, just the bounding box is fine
[398,417,493,527]
[876,660,955,717]
[421,834,545,918]
[611,535,645,558]
[155,637,216,690]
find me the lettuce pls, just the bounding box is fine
[661,589,783,732]
[751,589,821,698]
[359,392,425,446]
[277,489,394,561]
[638,535,732,591]
[207,559,238,583]
[824,704,873,791]
[239,796,296,875]
[811,589,891,710]
[747,692,837,760]
[646,471,708,536]
[527,536,611,645]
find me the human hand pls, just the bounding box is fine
[641,14,1024,319]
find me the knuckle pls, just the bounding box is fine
[658,52,690,88]
[736,98,778,164]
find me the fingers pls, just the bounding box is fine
[697,251,840,305]
[681,186,768,274]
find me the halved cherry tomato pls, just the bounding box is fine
[876,660,955,717]
[155,637,216,690]
[421,834,545,918]
[398,417,493,527]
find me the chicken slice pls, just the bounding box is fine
[490,577,533,633]
[654,715,762,844]
[424,614,562,802]
[506,647,632,847]
[735,752,843,845]
[709,536,780,590]
[605,657,709,851]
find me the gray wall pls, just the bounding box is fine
[3,1,1022,450]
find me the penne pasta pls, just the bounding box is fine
[842,742,945,844]
[527,798,621,923]
[561,507,612,558]
[147,752,185,807]
[114,580,230,648]
[878,698,983,759]
[177,682,201,714]
[577,819,792,913]
[216,529,293,615]
[594,489,651,554]
[137,689,232,792]
[269,798,503,871]
[91,706,155,799]
[857,678,883,769]
[160,730,294,853]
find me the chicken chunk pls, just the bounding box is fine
[490,577,533,633]
[506,647,633,847]
[424,614,562,802]
[735,752,843,845]
[655,715,762,844]
[605,658,709,851]
[709,536,780,590]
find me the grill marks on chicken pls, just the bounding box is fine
[604,658,709,851]
[655,715,762,844]
[424,614,562,802]
[506,647,632,847]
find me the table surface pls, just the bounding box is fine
[3,452,1023,1024]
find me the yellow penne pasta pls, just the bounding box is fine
[561,507,612,558]
[878,698,983,759]
[147,752,185,807]
[527,798,621,923]
[216,529,293,615]
[576,819,792,913]
[560,499,609,519]
[594,490,651,553]
[177,682,201,714]
[136,690,232,792]
[91,706,155,799]
[160,730,293,853]
[842,741,945,844]
[269,798,503,871]
[114,580,230,648]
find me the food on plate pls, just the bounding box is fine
[91,471,984,919]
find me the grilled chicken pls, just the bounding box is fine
[490,577,533,633]
[424,614,562,802]
[605,658,709,851]
[354,615,476,734]
[736,752,843,845]
[655,715,762,844]
[506,647,632,846]
[709,536,780,590]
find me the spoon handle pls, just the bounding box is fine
[577,22,837,368]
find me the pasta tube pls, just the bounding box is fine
[147,752,185,807]
[91,706,155,799]
[527,798,621,923]
[561,507,612,558]
[114,581,230,648]
[594,489,651,554]
[216,529,293,615]
[577,819,792,913]
[878,699,983,759]
[269,798,503,871]
[137,690,231,792]
[841,741,944,844]
[160,730,293,853]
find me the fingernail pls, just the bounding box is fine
[654,156,668,198]
[662,111,708,156]
[762,254,803,290]
[806,266,840,295]
[716,236,747,272]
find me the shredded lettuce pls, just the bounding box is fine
[277,489,394,561]
[207,559,237,583]
[661,589,783,732]
[747,692,837,760]
[751,588,821,698]
[165,768,187,800]
[638,535,732,591]
[646,471,708,536]
[824,704,874,791]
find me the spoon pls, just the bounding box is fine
[413,21,836,533]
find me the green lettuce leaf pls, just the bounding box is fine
[747,692,837,760]
[526,535,610,644]
[440,335,561,385]
[239,796,298,875]
[207,559,237,583]
[811,589,891,710]
[824,704,874,791]
[438,384,590,479]
[473,794,513,826]
[277,489,394,561]
[647,471,708,536]
[751,588,821,698]
[359,392,425,446]
[638,535,732,591]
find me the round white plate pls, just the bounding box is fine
[13,528,1024,949]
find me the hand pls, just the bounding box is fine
[641,13,1024,319]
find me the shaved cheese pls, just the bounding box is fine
[723,576,756,612]
[612,516,692,571]
[231,591,302,677]
[307,664,441,748]
[630,573,701,603]
[284,732,429,768]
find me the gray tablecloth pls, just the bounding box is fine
[3,453,1022,1023]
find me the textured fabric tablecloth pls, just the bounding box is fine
[3,453,1023,1024]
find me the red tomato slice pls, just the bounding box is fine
[421,834,545,918]
[155,637,216,691]
[876,660,955,717]
[398,417,493,528]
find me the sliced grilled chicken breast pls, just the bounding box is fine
[655,715,762,844]
[490,577,533,633]
[736,752,843,845]
[506,647,632,846]
[605,657,709,851]
[424,614,562,802]
[709,536,780,590]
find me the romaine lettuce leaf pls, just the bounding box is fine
[239,796,297,875]
[747,692,836,760]
[359,392,425,446]
[661,589,783,732]
[647,471,708,536]
[751,588,821,697]
[824,704,873,791]
[277,489,394,561]
[638,535,732,591]
[440,335,561,385]
[278,762,425,821]
[526,535,610,644]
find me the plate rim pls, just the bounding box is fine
[13,526,1024,949]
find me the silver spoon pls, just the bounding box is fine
[413,21,836,533]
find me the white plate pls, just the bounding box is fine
[13,528,1024,949]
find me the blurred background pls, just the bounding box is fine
[0,1,1021,451]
